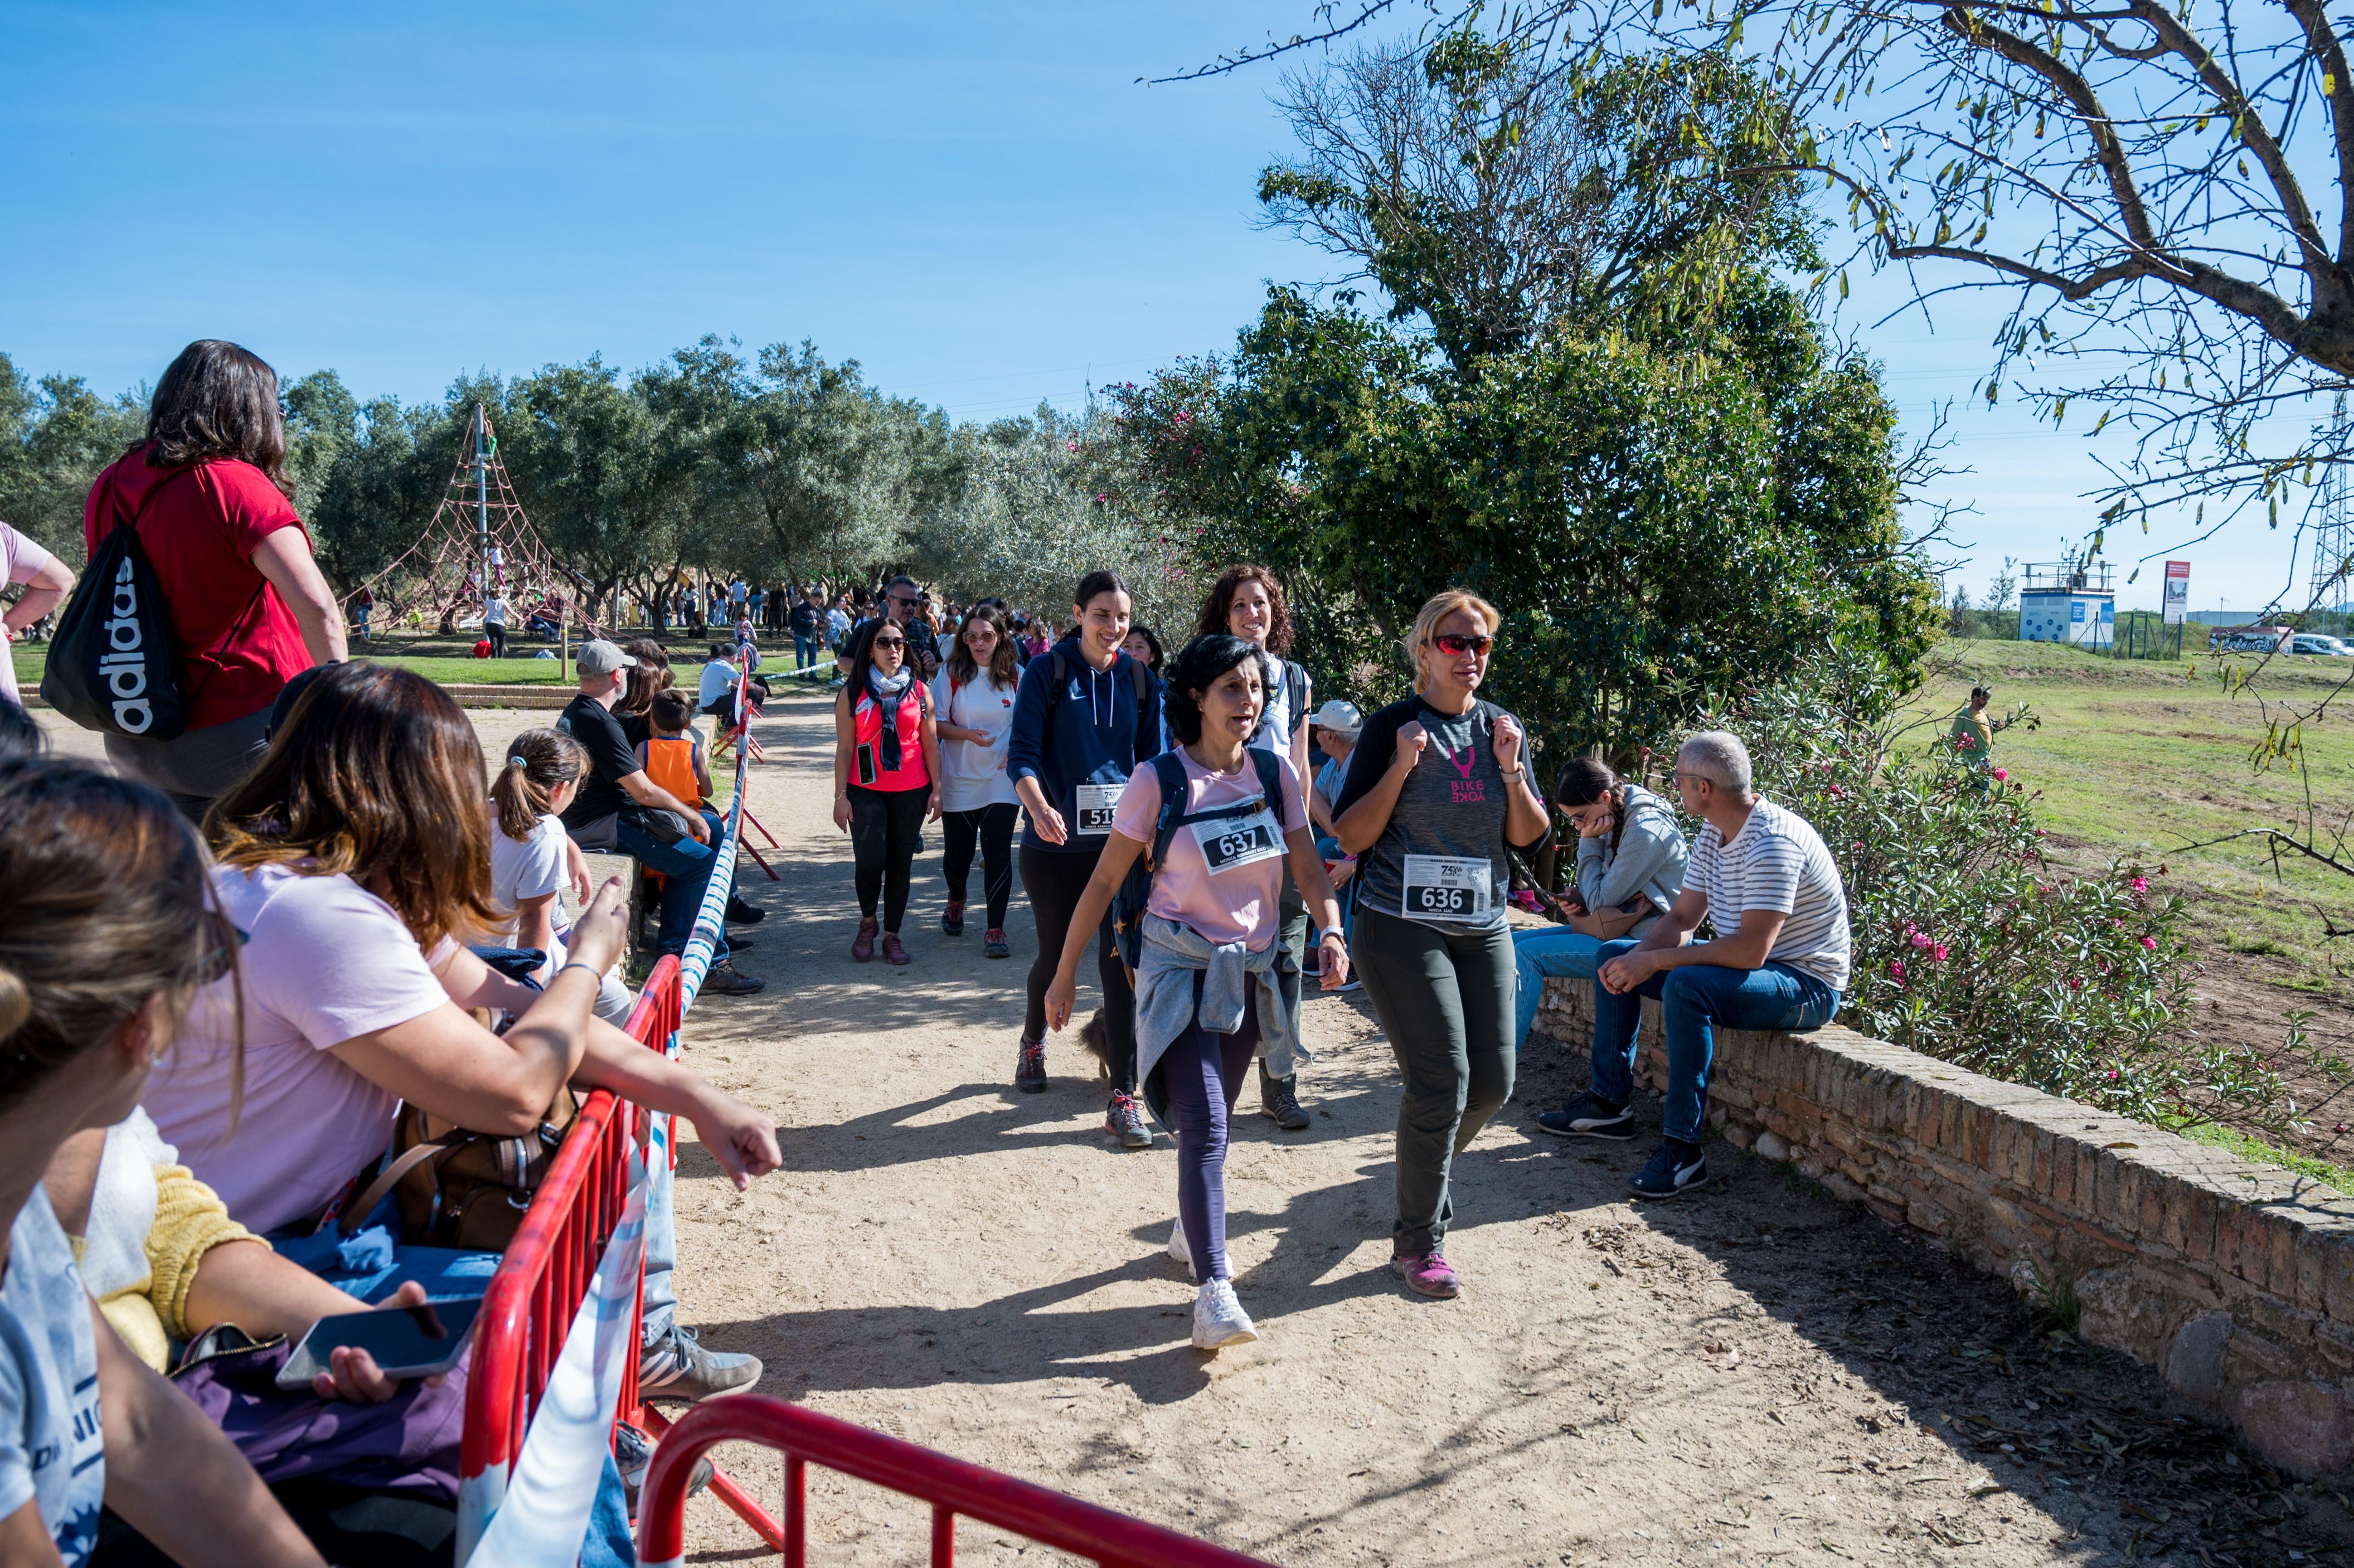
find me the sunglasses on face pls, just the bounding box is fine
[873,635,906,650]
[890,595,919,608]
[1431,633,1493,657]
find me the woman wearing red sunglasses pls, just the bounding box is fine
[1330,589,1551,1299]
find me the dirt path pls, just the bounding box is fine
[32,698,2350,1565]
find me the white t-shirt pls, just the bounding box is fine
[1249,655,1311,759]
[145,863,456,1233]
[484,597,508,627]
[0,522,55,707]
[930,670,1020,813]
[1687,798,1852,992]
[489,813,574,946]
[0,1190,104,1567]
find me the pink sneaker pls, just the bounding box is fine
[851,916,877,963]
[1392,1251,1460,1299]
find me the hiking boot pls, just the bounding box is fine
[1106,1090,1152,1148]
[1392,1251,1461,1299]
[942,898,966,936]
[1259,1067,1310,1131]
[1192,1279,1257,1350]
[1015,1038,1047,1093]
[724,895,766,925]
[1167,1216,1195,1281]
[851,916,878,963]
[614,1420,712,1508]
[881,931,911,966]
[639,1324,763,1403]
[1535,1091,1637,1142]
[983,927,1011,959]
[1628,1139,1711,1199]
[699,958,766,997]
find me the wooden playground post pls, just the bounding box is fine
[560,603,570,682]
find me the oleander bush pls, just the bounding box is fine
[1710,656,2286,1133]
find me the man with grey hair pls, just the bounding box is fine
[1537,729,1849,1197]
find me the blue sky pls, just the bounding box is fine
[0,1,2314,612]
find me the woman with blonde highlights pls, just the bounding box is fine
[1332,589,1552,1299]
[148,662,779,1240]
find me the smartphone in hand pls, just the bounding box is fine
[274,1296,484,1390]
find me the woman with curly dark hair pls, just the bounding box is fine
[1194,564,1316,1129]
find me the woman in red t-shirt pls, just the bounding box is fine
[81,341,345,817]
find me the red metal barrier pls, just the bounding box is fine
[455,955,682,1557]
[636,1395,1278,1568]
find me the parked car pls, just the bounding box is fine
[2293,633,2353,657]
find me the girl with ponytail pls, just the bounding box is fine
[488,729,634,1022]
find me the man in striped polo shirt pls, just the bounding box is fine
[1536,731,1849,1197]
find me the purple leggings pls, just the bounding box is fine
[1154,979,1261,1283]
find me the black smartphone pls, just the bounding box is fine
[274,1297,484,1389]
[856,741,878,785]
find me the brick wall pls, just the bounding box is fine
[1531,976,2354,1479]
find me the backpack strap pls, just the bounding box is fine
[1286,663,1309,734]
[1144,752,1191,871]
[1247,745,1287,813]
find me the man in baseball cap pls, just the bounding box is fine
[555,639,764,997]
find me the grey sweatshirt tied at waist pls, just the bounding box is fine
[1133,914,1308,1128]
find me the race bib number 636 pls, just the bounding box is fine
[1401,853,1491,920]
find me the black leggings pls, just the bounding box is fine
[848,785,928,932]
[1020,843,1135,1089]
[943,802,1018,928]
[486,623,507,657]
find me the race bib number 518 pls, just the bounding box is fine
[1074,783,1123,836]
[1401,853,1490,920]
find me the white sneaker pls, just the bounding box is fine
[1192,1279,1257,1350]
[1167,1216,1193,1278]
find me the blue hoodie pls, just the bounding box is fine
[1007,635,1164,853]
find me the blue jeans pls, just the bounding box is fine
[1589,938,1839,1144]
[640,1130,677,1347]
[615,808,732,960]
[794,634,822,669]
[1510,927,1603,1050]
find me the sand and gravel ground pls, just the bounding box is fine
[36,695,2353,1566]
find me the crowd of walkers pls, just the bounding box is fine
[0,335,1862,1564]
[810,562,1851,1338]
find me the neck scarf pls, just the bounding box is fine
[867,664,913,769]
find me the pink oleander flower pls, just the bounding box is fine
[1889,959,1906,980]
[2068,976,2084,990]
[1933,944,1949,962]
[1910,931,1931,949]
[2106,1067,2120,1080]
[2141,935,2158,951]
[1067,439,1080,451]
[2130,876,2148,893]
[1992,769,2008,782]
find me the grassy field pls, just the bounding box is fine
[7,629,817,692]
[1911,637,2354,997]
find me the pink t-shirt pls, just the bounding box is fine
[144,863,455,1233]
[1110,749,1308,949]
[0,521,55,706]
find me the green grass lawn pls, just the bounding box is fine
[8,630,810,692]
[1914,638,2354,998]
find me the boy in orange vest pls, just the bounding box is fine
[638,687,713,811]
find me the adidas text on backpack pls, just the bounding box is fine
[41,483,188,740]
